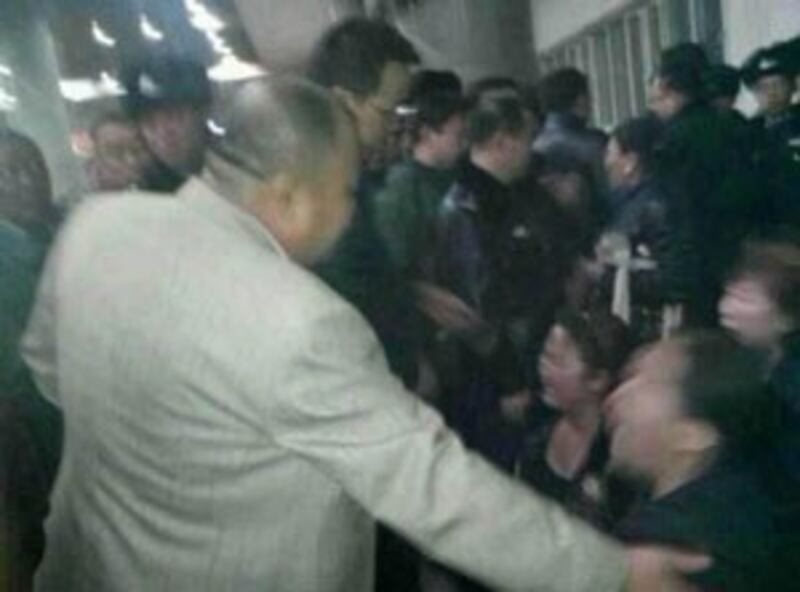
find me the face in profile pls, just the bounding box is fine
[753,74,794,116]
[604,137,636,190]
[343,61,413,153]
[605,343,685,485]
[648,78,683,121]
[538,325,594,411]
[719,276,790,348]
[139,104,209,174]
[92,120,153,191]
[300,110,360,265]
[423,113,466,169]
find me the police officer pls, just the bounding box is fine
[121,56,213,193]
[743,43,800,234]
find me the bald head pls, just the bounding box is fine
[204,77,359,266]
[207,77,353,196]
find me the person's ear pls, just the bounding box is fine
[331,86,362,117]
[623,153,639,178]
[587,370,610,396]
[250,171,299,222]
[670,419,719,456]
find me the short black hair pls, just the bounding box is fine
[538,68,589,114]
[611,115,664,175]
[675,331,773,452]
[466,94,527,146]
[704,64,742,100]
[660,43,710,72]
[555,307,633,385]
[409,70,463,102]
[413,91,467,137]
[307,17,420,97]
[655,54,706,101]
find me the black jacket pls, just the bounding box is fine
[656,101,761,326]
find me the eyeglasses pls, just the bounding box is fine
[366,98,397,118]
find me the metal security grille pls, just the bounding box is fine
[538,0,724,129]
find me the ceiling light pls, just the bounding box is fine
[141,15,164,42]
[92,20,117,48]
[208,55,266,82]
[0,64,12,77]
[184,0,232,57]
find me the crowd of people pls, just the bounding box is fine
[1,14,800,592]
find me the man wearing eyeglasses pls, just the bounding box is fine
[308,18,422,391]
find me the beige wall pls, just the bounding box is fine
[236,0,535,83]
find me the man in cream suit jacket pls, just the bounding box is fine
[23,78,700,592]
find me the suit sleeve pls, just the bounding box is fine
[260,302,628,592]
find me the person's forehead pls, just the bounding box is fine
[756,74,791,88]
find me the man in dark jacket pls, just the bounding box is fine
[0,129,62,589]
[742,44,800,234]
[308,18,422,390]
[431,93,540,471]
[533,67,608,207]
[649,51,760,327]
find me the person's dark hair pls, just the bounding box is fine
[555,307,633,386]
[307,17,420,97]
[467,76,521,103]
[655,52,707,101]
[409,70,463,102]
[674,331,773,451]
[704,64,742,101]
[660,43,710,72]
[121,55,212,119]
[520,83,543,122]
[0,128,54,230]
[467,94,527,146]
[611,116,664,175]
[411,91,467,141]
[538,68,589,114]
[741,45,796,88]
[731,241,800,325]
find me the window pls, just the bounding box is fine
[610,19,632,122]
[627,13,647,113]
[536,0,726,128]
[592,30,613,127]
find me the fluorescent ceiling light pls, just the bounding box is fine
[60,74,126,103]
[208,55,266,82]
[92,20,117,48]
[185,0,232,57]
[141,15,164,42]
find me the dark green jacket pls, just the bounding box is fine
[657,102,761,325]
[315,171,420,387]
[375,159,455,277]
